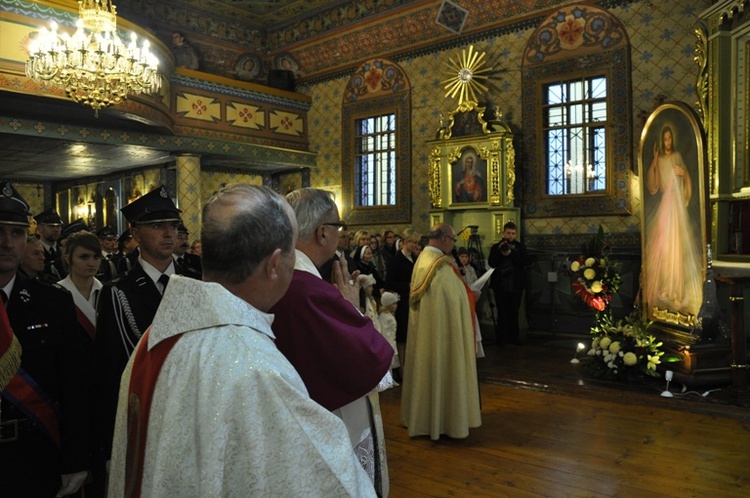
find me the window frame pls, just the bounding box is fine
[542,73,611,198]
[520,3,632,219]
[342,91,411,225]
[522,49,631,218]
[354,112,397,207]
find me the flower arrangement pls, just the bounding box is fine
[584,312,664,380]
[570,226,675,381]
[570,255,621,312]
[569,226,621,312]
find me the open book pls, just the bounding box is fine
[469,268,494,291]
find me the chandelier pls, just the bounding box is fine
[26,0,161,116]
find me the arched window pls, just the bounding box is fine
[342,59,411,224]
[522,5,632,217]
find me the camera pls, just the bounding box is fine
[499,238,510,253]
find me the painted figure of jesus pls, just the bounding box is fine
[644,125,702,317]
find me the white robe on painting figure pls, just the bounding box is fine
[644,127,703,318]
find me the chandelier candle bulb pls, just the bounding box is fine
[26,0,161,115]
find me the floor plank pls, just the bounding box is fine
[380,338,750,497]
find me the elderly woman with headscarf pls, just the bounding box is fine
[368,235,389,280]
[354,244,385,294]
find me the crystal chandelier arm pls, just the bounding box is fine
[26,0,161,115]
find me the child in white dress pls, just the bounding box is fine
[378,291,400,370]
[359,274,381,331]
[359,275,397,390]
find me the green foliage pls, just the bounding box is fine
[583,311,665,380]
[573,226,679,381]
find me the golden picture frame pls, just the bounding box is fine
[638,101,709,340]
[428,135,515,210]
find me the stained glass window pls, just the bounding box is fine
[355,113,397,206]
[543,76,608,196]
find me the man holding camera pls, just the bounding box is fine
[488,222,530,346]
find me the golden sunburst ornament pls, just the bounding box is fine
[442,45,492,106]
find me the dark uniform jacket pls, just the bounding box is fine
[115,248,139,275]
[488,239,531,292]
[92,261,191,459]
[96,253,119,284]
[174,252,202,280]
[385,250,415,343]
[42,244,67,280]
[318,250,357,284]
[1,273,89,480]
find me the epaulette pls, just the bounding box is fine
[33,279,70,295]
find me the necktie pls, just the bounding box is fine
[1,290,7,306]
[158,274,170,294]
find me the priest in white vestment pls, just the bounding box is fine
[108,184,375,498]
[401,223,482,440]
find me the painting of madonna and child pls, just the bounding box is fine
[452,148,488,204]
[639,102,708,327]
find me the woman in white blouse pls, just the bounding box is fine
[58,231,103,340]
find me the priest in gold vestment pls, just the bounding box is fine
[400,223,482,440]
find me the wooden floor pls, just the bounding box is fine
[379,335,750,498]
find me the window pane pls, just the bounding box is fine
[590,127,606,191]
[547,128,567,195]
[570,80,583,101]
[547,83,565,105]
[543,76,608,196]
[570,104,583,125]
[355,113,397,206]
[590,77,607,98]
[547,106,564,127]
[590,101,607,122]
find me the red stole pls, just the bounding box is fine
[75,307,96,341]
[2,368,61,448]
[451,264,478,352]
[124,328,182,498]
[0,303,21,390]
[1,302,61,448]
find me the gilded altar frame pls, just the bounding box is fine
[426,101,519,243]
[638,101,709,342]
[427,103,515,211]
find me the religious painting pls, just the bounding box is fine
[427,121,515,210]
[451,147,488,204]
[273,53,300,77]
[638,101,708,333]
[235,53,261,81]
[450,109,485,138]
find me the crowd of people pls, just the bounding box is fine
[0,181,531,497]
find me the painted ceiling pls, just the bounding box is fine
[0,0,576,182]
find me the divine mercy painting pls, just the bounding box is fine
[639,102,707,327]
